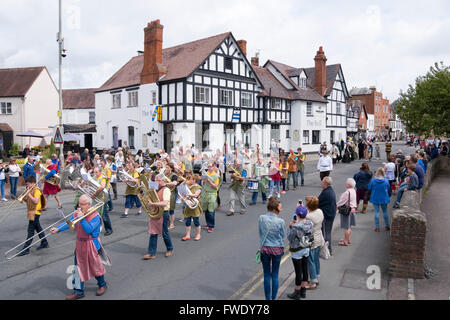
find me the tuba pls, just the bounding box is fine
[37,164,61,186]
[137,183,164,219]
[70,169,108,204]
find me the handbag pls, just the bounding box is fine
[338,191,351,216]
[319,241,331,260]
[256,217,275,264]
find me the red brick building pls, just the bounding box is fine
[349,86,390,139]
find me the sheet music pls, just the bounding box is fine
[148,181,159,190]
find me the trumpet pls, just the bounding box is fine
[4,210,71,260]
[65,201,105,230]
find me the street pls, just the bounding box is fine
[0,141,416,300]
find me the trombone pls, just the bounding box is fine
[65,201,105,230]
[4,209,71,260]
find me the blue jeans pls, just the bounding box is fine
[0,179,5,198]
[107,190,113,212]
[261,253,283,300]
[73,251,106,295]
[204,210,215,228]
[251,191,267,204]
[102,205,113,233]
[287,172,297,189]
[185,217,200,227]
[297,170,304,186]
[373,204,390,229]
[395,184,409,205]
[308,247,320,283]
[269,180,281,197]
[9,176,18,198]
[147,211,173,255]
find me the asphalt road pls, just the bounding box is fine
[0,141,416,300]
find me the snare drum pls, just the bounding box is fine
[247,179,259,191]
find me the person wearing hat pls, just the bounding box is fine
[287,204,313,300]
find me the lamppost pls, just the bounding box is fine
[56,0,67,170]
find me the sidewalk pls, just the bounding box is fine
[414,168,450,299]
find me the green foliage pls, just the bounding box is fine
[8,143,20,156]
[396,62,450,137]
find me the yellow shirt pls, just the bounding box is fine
[162,187,171,211]
[33,188,42,216]
[96,174,107,200]
[102,167,112,189]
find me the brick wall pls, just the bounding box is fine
[389,156,450,279]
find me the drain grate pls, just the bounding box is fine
[424,265,438,279]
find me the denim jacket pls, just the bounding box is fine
[258,212,285,248]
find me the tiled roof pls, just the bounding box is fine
[303,64,341,97]
[254,65,328,103]
[0,66,45,97]
[62,88,96,109]
[97,32,231,92]
[349,87,372,96]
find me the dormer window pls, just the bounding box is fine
[299,77,307,88]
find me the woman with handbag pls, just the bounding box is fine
[257,197,285,300]
[337,178,357,246]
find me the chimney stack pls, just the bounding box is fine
[141,19,165,84]
[314,46,327,96]
[251,56,259,67]
[237,40,247,56]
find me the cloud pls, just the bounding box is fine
[0,0,448,103]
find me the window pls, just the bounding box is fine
[128,91,138,107]
[336,102,341,115]
[195,86,210,104]
[241,92,252,107]
[112,93,121,108]
[299,77,307,88]
[224,57,233,71]
[220,89,233,106]
[307,102,313,116]
[128,126,135,149]
[0,102,12,114]
[286,130,290,139]
[312,130,320,144]
[272,98,281,110]
[151,91,157,105]
[303,130,310,144]
[88,112,95,124]
[330,130,335,143]
[286,100,292,111]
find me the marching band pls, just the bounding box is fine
[2,143,307,299]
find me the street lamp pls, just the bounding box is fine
[56,0,66,169]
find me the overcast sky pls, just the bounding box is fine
[1,0,449,102]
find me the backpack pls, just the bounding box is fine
[288,220,314,252]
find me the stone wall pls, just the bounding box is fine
[389,156,450,279]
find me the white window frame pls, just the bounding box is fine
[112,93,121,109]
[0,102,12,115]
[128,91,138,107]
[241,92,252,107]
[299,77,307,88]
[306,102,313,116]
[220,89,233,106]
[88,111,95,124]
[151,90,157,105]
[312,130,320,145]
[303,130,310,144]
[272,98,281,110]
[195,86,210,104]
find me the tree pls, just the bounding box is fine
[396,62,450,137]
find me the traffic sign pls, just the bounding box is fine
[54,126,64,144]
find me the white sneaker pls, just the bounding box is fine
[1,198,7,202]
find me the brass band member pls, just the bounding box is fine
[164,164,179,230]
[50,195,108,300]
[201,162,219,233]
[93,167,113,236]
[17,176,48,256]
[143,174,174,260]
[227,161,246,216]
[121,162,142,218]
[181,174,202,241]
[42,159,62,210]
[100,159,113,212]
[250,157,268,205]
